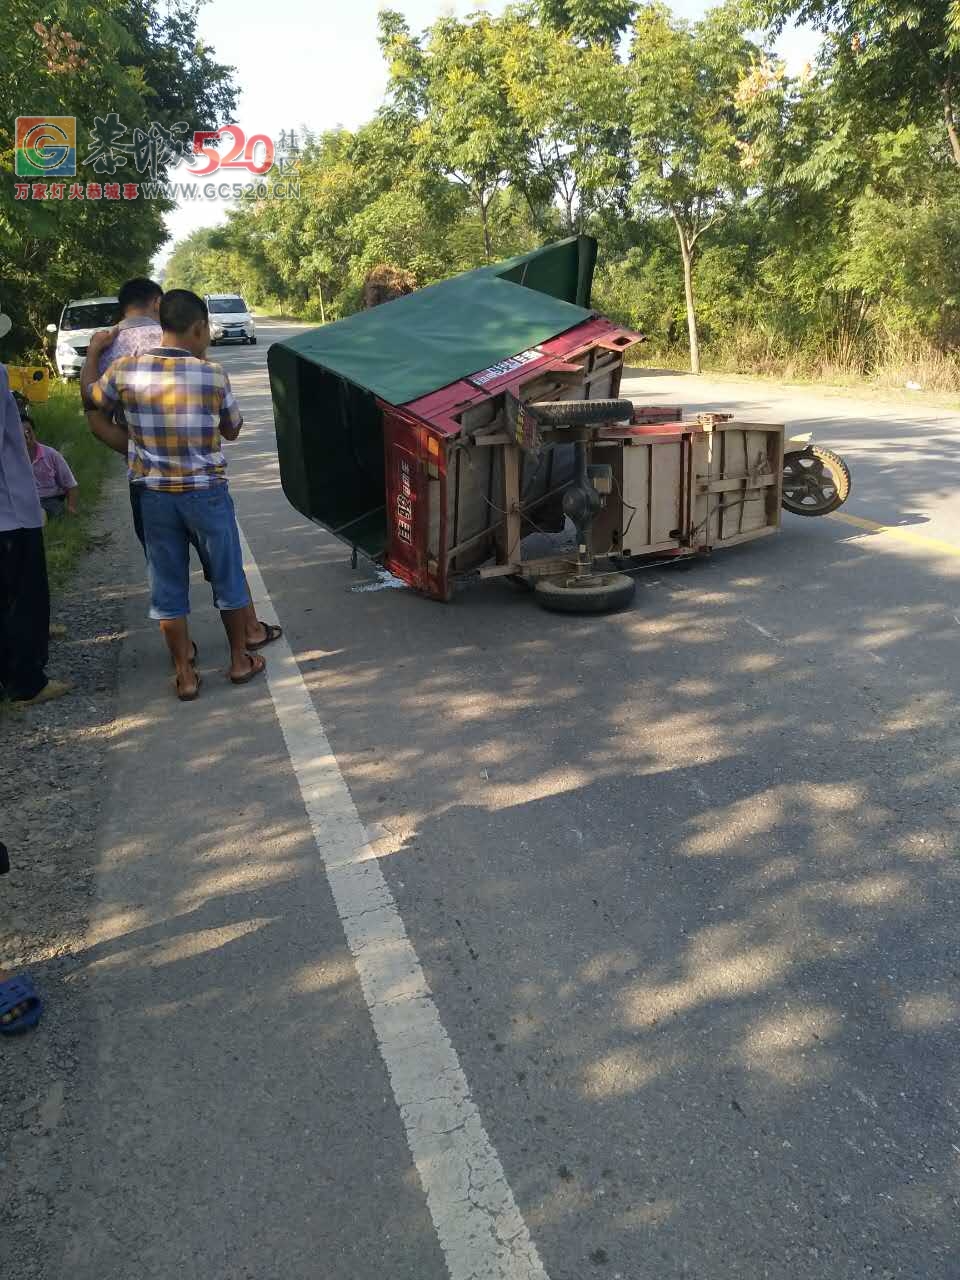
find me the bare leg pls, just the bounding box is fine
[243,601,267,647]
[159,617,198,697]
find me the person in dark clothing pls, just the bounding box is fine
[0,366,69,704]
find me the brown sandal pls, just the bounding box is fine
[229,653,266,685]
[176,671,202,702]
[247,623,282,651]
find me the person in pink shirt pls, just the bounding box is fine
[20,409,78,518]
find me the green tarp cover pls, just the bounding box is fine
[270,236,597,407]
[269,236,598,556]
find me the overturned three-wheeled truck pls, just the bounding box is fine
[269,236,851,613]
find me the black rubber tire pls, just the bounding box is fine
[782,446,851,517]
[528,398,634,427]
[534,572,636,614]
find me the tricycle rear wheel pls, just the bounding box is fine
[782,447,850,516]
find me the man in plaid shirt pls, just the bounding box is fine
[85,290,265,700]
[82,278,279,654]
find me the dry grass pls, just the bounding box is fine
[634,329,960,399]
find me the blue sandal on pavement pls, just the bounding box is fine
[0,974,43,1034]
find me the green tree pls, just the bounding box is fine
[841,185,960,345]
[163,225,274,303]
[628,3,760,372]
[0,0,237,357]
[378,9,527,259]
[502,19,628,233]
[754,0,960,167]
[536,0,637,45]
[736,38,960,366]
[174,117,486,322]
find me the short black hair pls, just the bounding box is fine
[13,391,33,424]
[159,289,208,335]
[117,277,162,315]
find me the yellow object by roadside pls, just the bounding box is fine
[5,365,50,403]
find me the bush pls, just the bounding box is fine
[28,381,118,590]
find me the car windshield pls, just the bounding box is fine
[210,298,247,314]
[61,303,118,331]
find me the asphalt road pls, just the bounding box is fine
[54,325,960,1279]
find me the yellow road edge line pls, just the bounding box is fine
[827,511,960,558]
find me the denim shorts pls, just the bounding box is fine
[138,484,250,620]
[130,482,212,582]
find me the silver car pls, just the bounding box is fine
[205,293,257,345]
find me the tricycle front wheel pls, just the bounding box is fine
[534,572,636,615]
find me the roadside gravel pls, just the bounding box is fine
[0,473,128,1280]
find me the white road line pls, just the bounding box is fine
[238,529,548,1280]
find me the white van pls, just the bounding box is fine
[205,294,256,345]
[53,296,119,379]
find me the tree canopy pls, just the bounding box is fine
[11,0,960,390]
[0,0,237,353]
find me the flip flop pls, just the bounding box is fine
[229,652,266,685]
[246,622,282,651]
[0,973,43,1034]
[176,671,202,702]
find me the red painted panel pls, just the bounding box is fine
[401,316,642,437]
[382,407,428,590]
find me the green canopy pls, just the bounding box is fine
[270,235,596,407]
[269,236,598,556]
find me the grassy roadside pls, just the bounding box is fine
[251,310,313,324]
[29,380,118,590]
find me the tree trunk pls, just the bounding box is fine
[479,195,492,262]
[944,81,960,166]
[677,229,701,375]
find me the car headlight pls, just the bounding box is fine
[57,343,76,359]
[211,324,223,337]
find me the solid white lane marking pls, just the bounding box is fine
[238,529,548,1280]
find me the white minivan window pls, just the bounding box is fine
[210,298,248,313]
